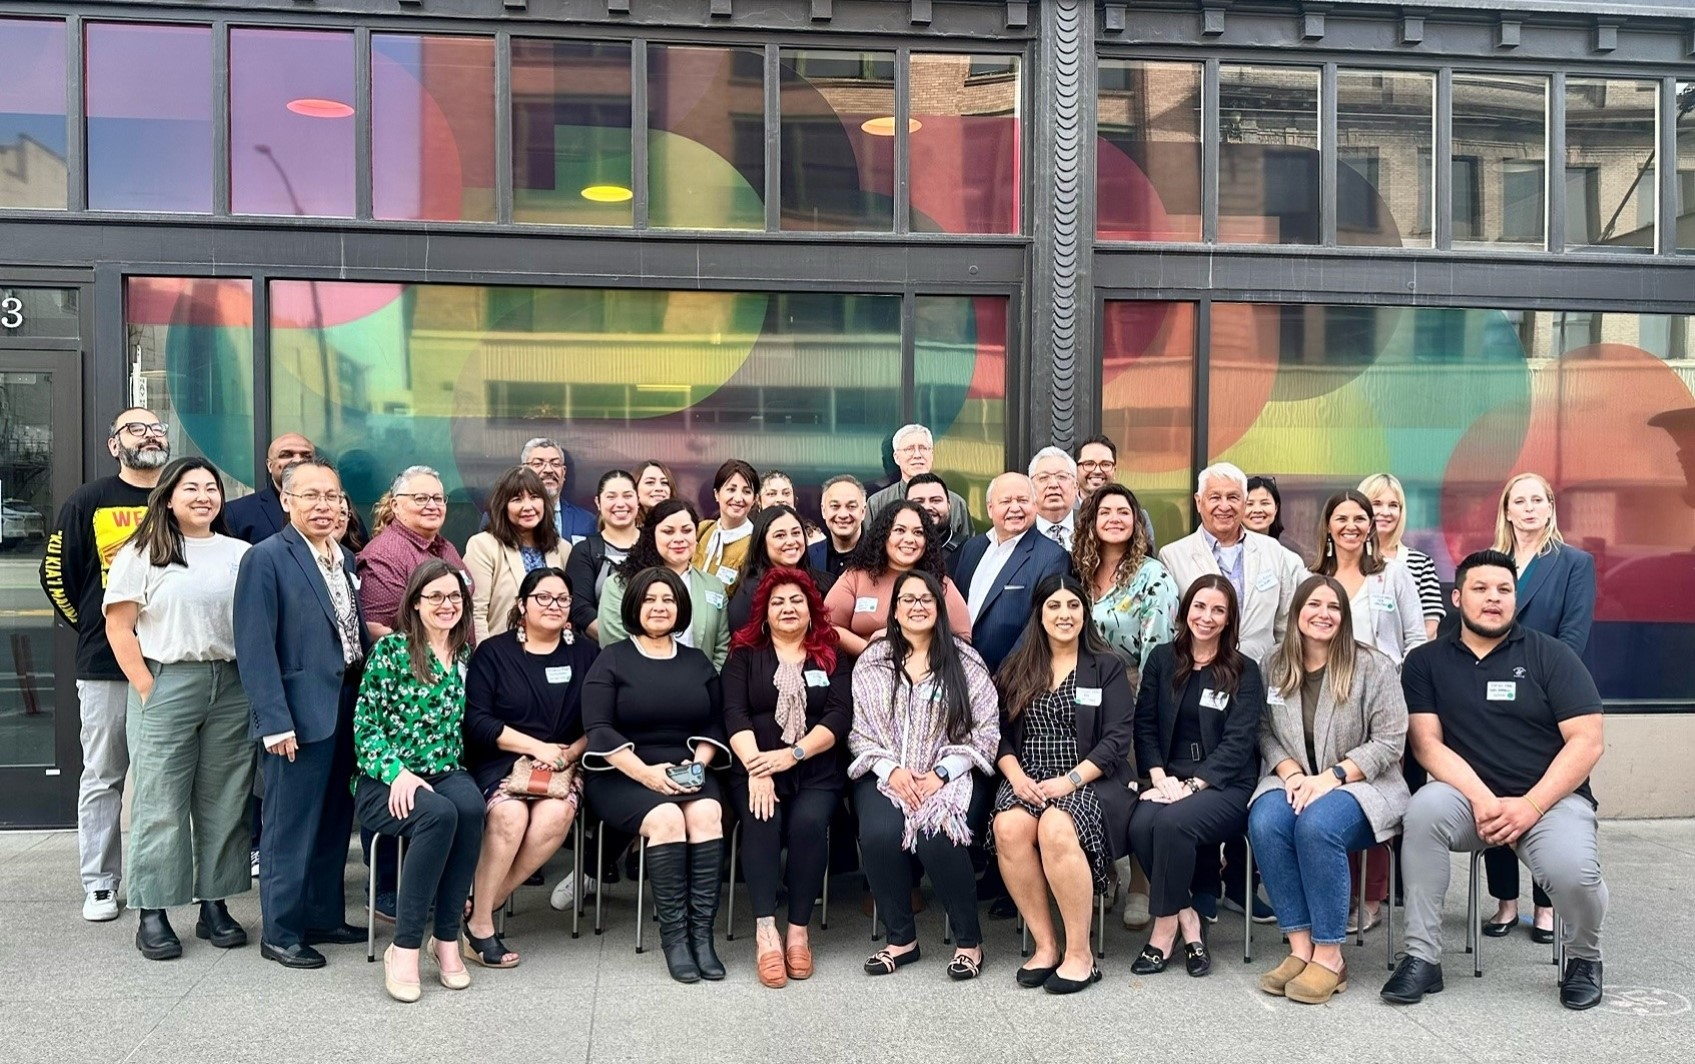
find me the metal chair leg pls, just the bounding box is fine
[594,820,606,936]
[1553,910,1565,968]
[1019,912,1028,957]
[818,823,831,930]
[571,805,583,939]
[1386,840,1399,971]
[1468,850,1483,977]
[1356,848,1369,947]
[1096,891,1107,959]
[726,821,739,941]
[635,836,648,954]
[943,912,952,945]
[1243,840,1254,964]
[366,836,379,962]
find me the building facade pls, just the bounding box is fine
[0,0,1691,825]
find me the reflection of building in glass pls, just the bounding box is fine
[0,137,67,209]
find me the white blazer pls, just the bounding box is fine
[1158,528,1304,661]
[1336,559,1427,664]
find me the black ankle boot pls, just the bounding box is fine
[136,909,182,960]
[195,899,248,948]
[687,840,726,981]
[645,843,699,983]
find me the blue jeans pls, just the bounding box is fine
[1247,789,1377,945]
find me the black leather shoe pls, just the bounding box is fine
[1043,966,1103,995]
[988,896,1020,921]
[1531,925,1556,945]
[136,909,182,961]
[1015,964,1057,988]
[1560,958,1604,1011]
[1381,956,1445,1004]
[260,940,327,969]
[1482,920,1515,938]
[1183,938,1212,978]
[1130,944,1169,975]
[303,923,368,946]
[194,899,247,949]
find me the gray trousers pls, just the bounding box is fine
[76,678,130,893]
[1402,782,1606,964]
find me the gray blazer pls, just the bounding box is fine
[1250,646,1410,842]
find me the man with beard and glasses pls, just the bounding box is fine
[41,406,169,922]
[1384,549,1608,1011]
[904,473,961,574]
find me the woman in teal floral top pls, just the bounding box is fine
[353,560,483,1003]
[1074,484,1178,675]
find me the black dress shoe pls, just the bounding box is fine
[1381,956,1445,1005]
[1183,939,1212,978]
[987,896,1020,921]
[136,909,182,961]
[1560,958,1604,1011]
[194,899,247,949]
[1531,925,1556,945]
[303,923,368,946]
[1044,966,1103,995]
[1130,944,1169,975]
[1015,963,1057,989]
[1482,920,1515,938]
[260,940,327,969]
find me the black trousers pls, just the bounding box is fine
[258,683,357,948]
[855,774,983,949]
[354,770,485,950]
[1485,845,1552,907]
[1127,785,1251,918]
[731,781,838,925]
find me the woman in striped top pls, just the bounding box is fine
[1358,473,1445,642]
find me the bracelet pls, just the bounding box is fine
[1523,795,1546,816]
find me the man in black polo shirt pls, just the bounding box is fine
[1383,549,1607,1011]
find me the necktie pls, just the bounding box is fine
[1048,523,1067,548]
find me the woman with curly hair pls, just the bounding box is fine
[823,500,971,658]
[1074,483,1178,675]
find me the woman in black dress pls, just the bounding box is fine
[991,572,1136,995]
[726,504,837,633]
[723,566,852,988]
[582,567,731,984]
[461,567,599,967]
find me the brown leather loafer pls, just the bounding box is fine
[786,942,815,980]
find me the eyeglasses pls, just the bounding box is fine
[1033,471,1077,486]
[896,594,936,607]
[400,493,447,507]
[526,458,566,471]
[420,591,464,606]
[1077,460,1115,472]
[896,444,934,455]
[113,421,168,439]
[285,489,345,507]
[527,592,569,608]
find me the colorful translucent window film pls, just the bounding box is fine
[512,40,633,227]
[230,29,356,218]
[0,18,67,210]
[1336,70,1433,248]
[1096,60,1202,242]
[648,44,765,231]
[915,295,1009,516]
[908,53,1020,235]
[372,35,496,223]
[1452,73,1547,249]
[1565,78,1656,253]
[1099,301,1196,544]
[778,49,895,232]
[1218,65,1319,245]
[123,277,256,490]
[86,23,213,214]
[1201,300,1695,702]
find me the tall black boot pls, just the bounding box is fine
[646,843,699,983]
[687,840,727,981]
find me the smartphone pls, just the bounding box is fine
[665,763,704,789]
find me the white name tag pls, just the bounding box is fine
[854,596,880,614]
[716,565,738,585]
[1266,689,1287,706]
[804,669,830,688]
[1075,686,1102,707]
[571,534,586,546]
[1486,681,1517,702]
[1254,571,1277,592]
[461,569,473,587]
[1372,594,1397,613]
[350,572,362,590]
[1201,688,1229,710]
[456,661,467,681]
[706,591,727,609]
[546,666,573,685]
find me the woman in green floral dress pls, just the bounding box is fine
[1074,484,1178,676]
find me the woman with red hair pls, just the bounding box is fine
[723,567,852,988]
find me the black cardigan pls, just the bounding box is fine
[563,533,615,636]
[462,630,601,793]
[1132,642,1265,793]
[719,643,853,796]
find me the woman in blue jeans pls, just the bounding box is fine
[1247,575,1409,1005]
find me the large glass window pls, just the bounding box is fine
[648,44,765,231]
[123,278,256,490]
[1336,70,1433,248]
[915,295,1009,516]
[86,23,213,214]
[1452,73,1547,249]
[230,29,355,218]
[778,49,895,232]
[1097,60,1202,242]
[909,53,1020,235]
[1565,78,1656,253]
[0,18,67,210]
[1100,301,1196,543]
[1680,81,1695,254]
[511,40,633,227]
[372,35,496,223]
[1218,65,1319,245]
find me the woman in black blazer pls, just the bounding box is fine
[991,573,1135,995]
[726,505,837,633]
[722,566,852,989]
[563,470,642,643]
[1127,573,1265,978]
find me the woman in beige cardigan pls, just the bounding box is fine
[464,467,568,641]
[1246,574,1408,1005]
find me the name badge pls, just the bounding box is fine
[716,565,738,586]
[461,569,473,587]
[1075,686,1102,707]
[1253,571,1277,593]
[1371,594,1397,613]
[1486,681,1517,702]
[706,591,727,609]
[350,572,362,590]
[456,661,468,681]
[1266,689,1287,707]
[1201,688,1229,710]
[545,666,573,685]
[571,534,586,546]
[804,669,830,688]
[854,596,880,614]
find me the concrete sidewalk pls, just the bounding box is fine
[2,821,1691,1064]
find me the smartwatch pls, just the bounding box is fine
[790,743,807,762]
[1331,765,1348,783]
[1067,769,1084,788]
[934,763,952,783]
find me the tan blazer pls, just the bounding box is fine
[1250,646,1410,841]
[462,532,568,642]
[1158,528,1305,661]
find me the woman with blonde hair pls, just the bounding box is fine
[1357,473,1444,641]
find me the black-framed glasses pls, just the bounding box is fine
[112,421,168,439]
[527,592,569,608]
[420,591,464,606]
[399,492,447,507]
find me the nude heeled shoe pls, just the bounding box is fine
[426,936,471,990]
[383,944,422,1003]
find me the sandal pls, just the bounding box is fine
[460,929,520,969]
[946,949,984,981]
[863,945,921,976]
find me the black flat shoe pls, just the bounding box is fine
[260,940,327,969]
[864,945,921,976]
[1381,956,1444,1005]
[987,896,1020,920]
[946,950,984,981]
[1531,925,1556,945]
[1130,944,1169,975]
[136,909,182,961]
[1044,966,1103,995]
[1015,963,1057,989]
[304,923,368,946]
[1184,939,1212,978]
[195,899,247,949]
[1482,920,1515,938]
[1560,959,1603,1011]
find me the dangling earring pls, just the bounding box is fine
[562,626,575,646]
[1325,537,1335,558]
[515,623,527,644]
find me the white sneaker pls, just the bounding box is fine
[83,888,121,922]
[1122,891,1151,931]
[549,871,595,912]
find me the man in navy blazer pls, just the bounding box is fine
[954,472,1072,673]
[234,459,372,969]
[224,433,317,544]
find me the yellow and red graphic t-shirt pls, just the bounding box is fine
[40,475,153,679]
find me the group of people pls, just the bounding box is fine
[41,413,1608,1010]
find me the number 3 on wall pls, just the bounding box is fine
[0,295,22,330]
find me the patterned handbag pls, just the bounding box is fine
[500,756,581,801]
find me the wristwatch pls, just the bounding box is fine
[1331,765,1348,783]
[934,763,953,783]
[790,743,807,762]
[1067,769,1084,788]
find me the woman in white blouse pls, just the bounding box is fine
[1311,489,1425,665]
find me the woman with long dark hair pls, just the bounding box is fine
[723,567,852,987]
[597,498,730,668]
[563,469,641,643]
[1126,574,1265,978]
[1312,489,1425,664]
[634,459,676,517]
[849,570,999,981]
[824,501,971,658]
[463,466,566,641]
[727,504,836,633]
[991,572,1136,994]
[103,457,253,960]
[1074,483,1178,673]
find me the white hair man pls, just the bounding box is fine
[865,424,975,544]
[1028,446,1079,550]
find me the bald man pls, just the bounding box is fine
[225,433,320,545]
[952,472,1073,673]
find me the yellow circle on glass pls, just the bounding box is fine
[580,184,634,203]
[860,117,923,137]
